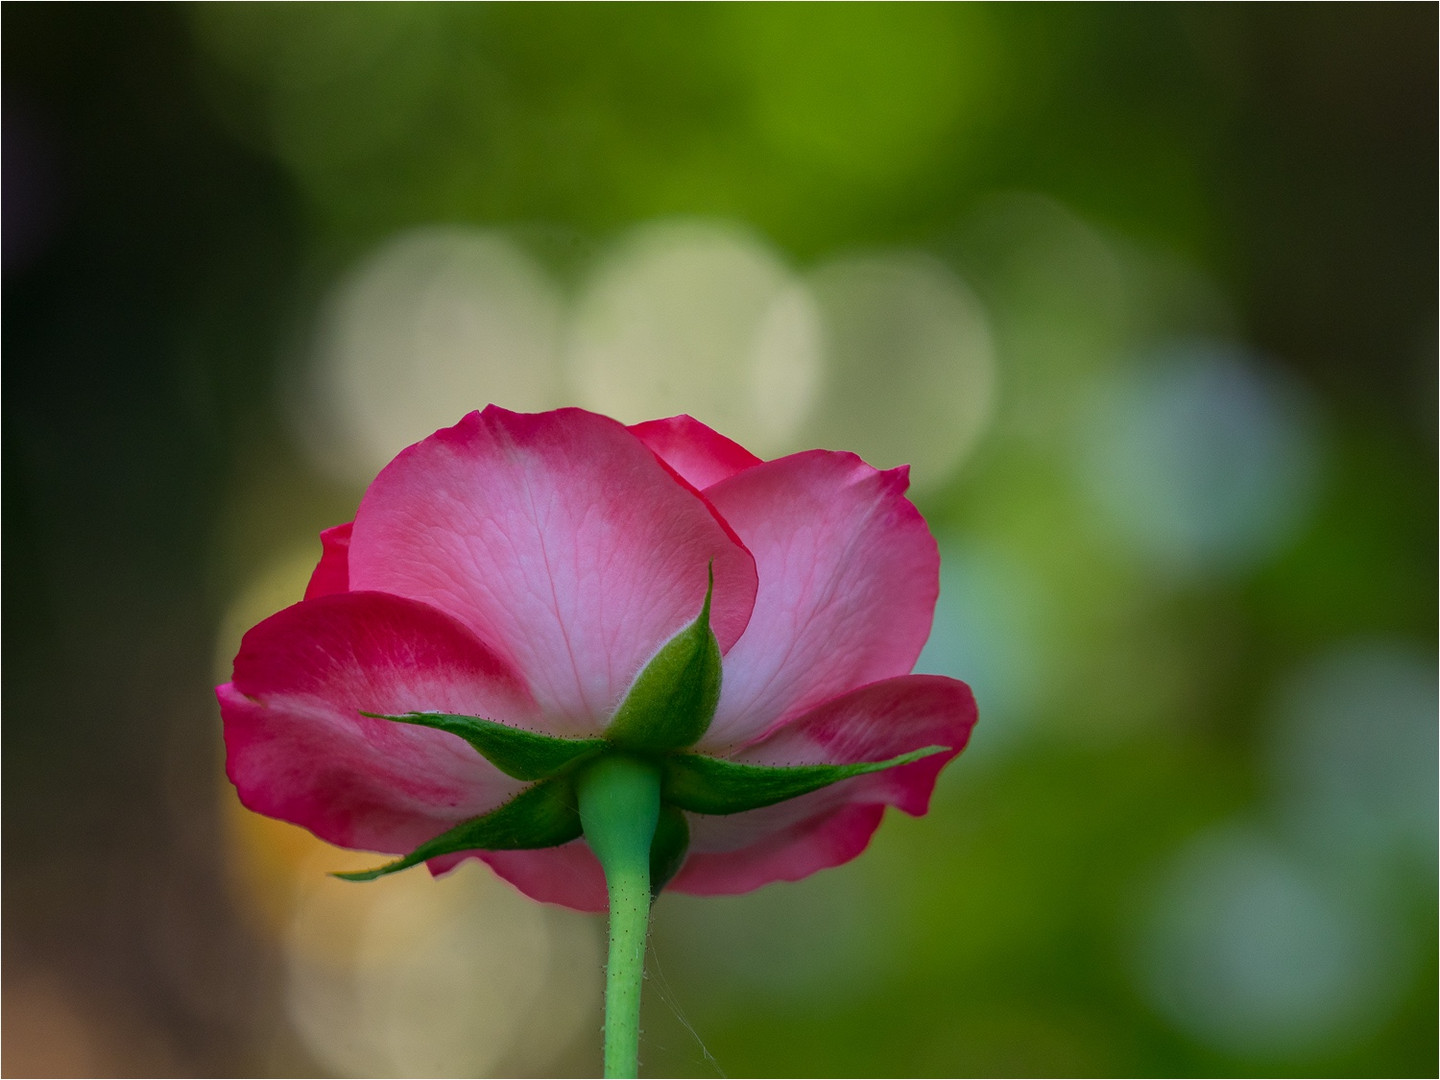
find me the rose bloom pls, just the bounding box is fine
[218,407,976,910]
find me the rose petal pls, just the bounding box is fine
[701,450,940,747]
[426,843,610,913]
[732,674,976,813]
[669,674,974,895]
[671,802,885,897]
[346,407,758,734]
[303,522,353,599]
[220,591,539,855]
[629,414,763,491]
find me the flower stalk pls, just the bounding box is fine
[576,754,663,1079]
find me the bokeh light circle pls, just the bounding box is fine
[1135,825,1408,1057]
[1267,639,1437,861]
[801,252,995,489]
[566,218,822,457]
[1075,340,1322,575]
[283,859,599,1077]
[297,226,566,485]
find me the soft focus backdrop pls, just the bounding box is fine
[4,6,1435,1077]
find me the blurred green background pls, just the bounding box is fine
[4,4,1435,1077]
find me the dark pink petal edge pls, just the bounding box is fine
[629,414,764,491]
[672,803,887,897]
[735,674,976,814]
[670,674,976,897]
[220,590,540,855]
[304,522,353,599]
[428,843,611,913]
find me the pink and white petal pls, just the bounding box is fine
[221,591,540,856]
[426,843,610,913]
[670,802,885,897]
[668,675,974,896]
[303,522,353,599]
[629,415,763,491]
[700,451,940,748]
[346,407,758,734]
[733,675,976,816]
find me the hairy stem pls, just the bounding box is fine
[577,754,661,1079]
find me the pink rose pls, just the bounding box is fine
[218,407,976,911]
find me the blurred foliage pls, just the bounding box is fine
[3,4,1434,1078]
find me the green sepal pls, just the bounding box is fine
[334,776,582,882]
[364,711,606,782]
[649,805,690,899]
[604,565,722,752]
[662,745,949,816]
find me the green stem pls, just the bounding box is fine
[576,754,661,1079]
